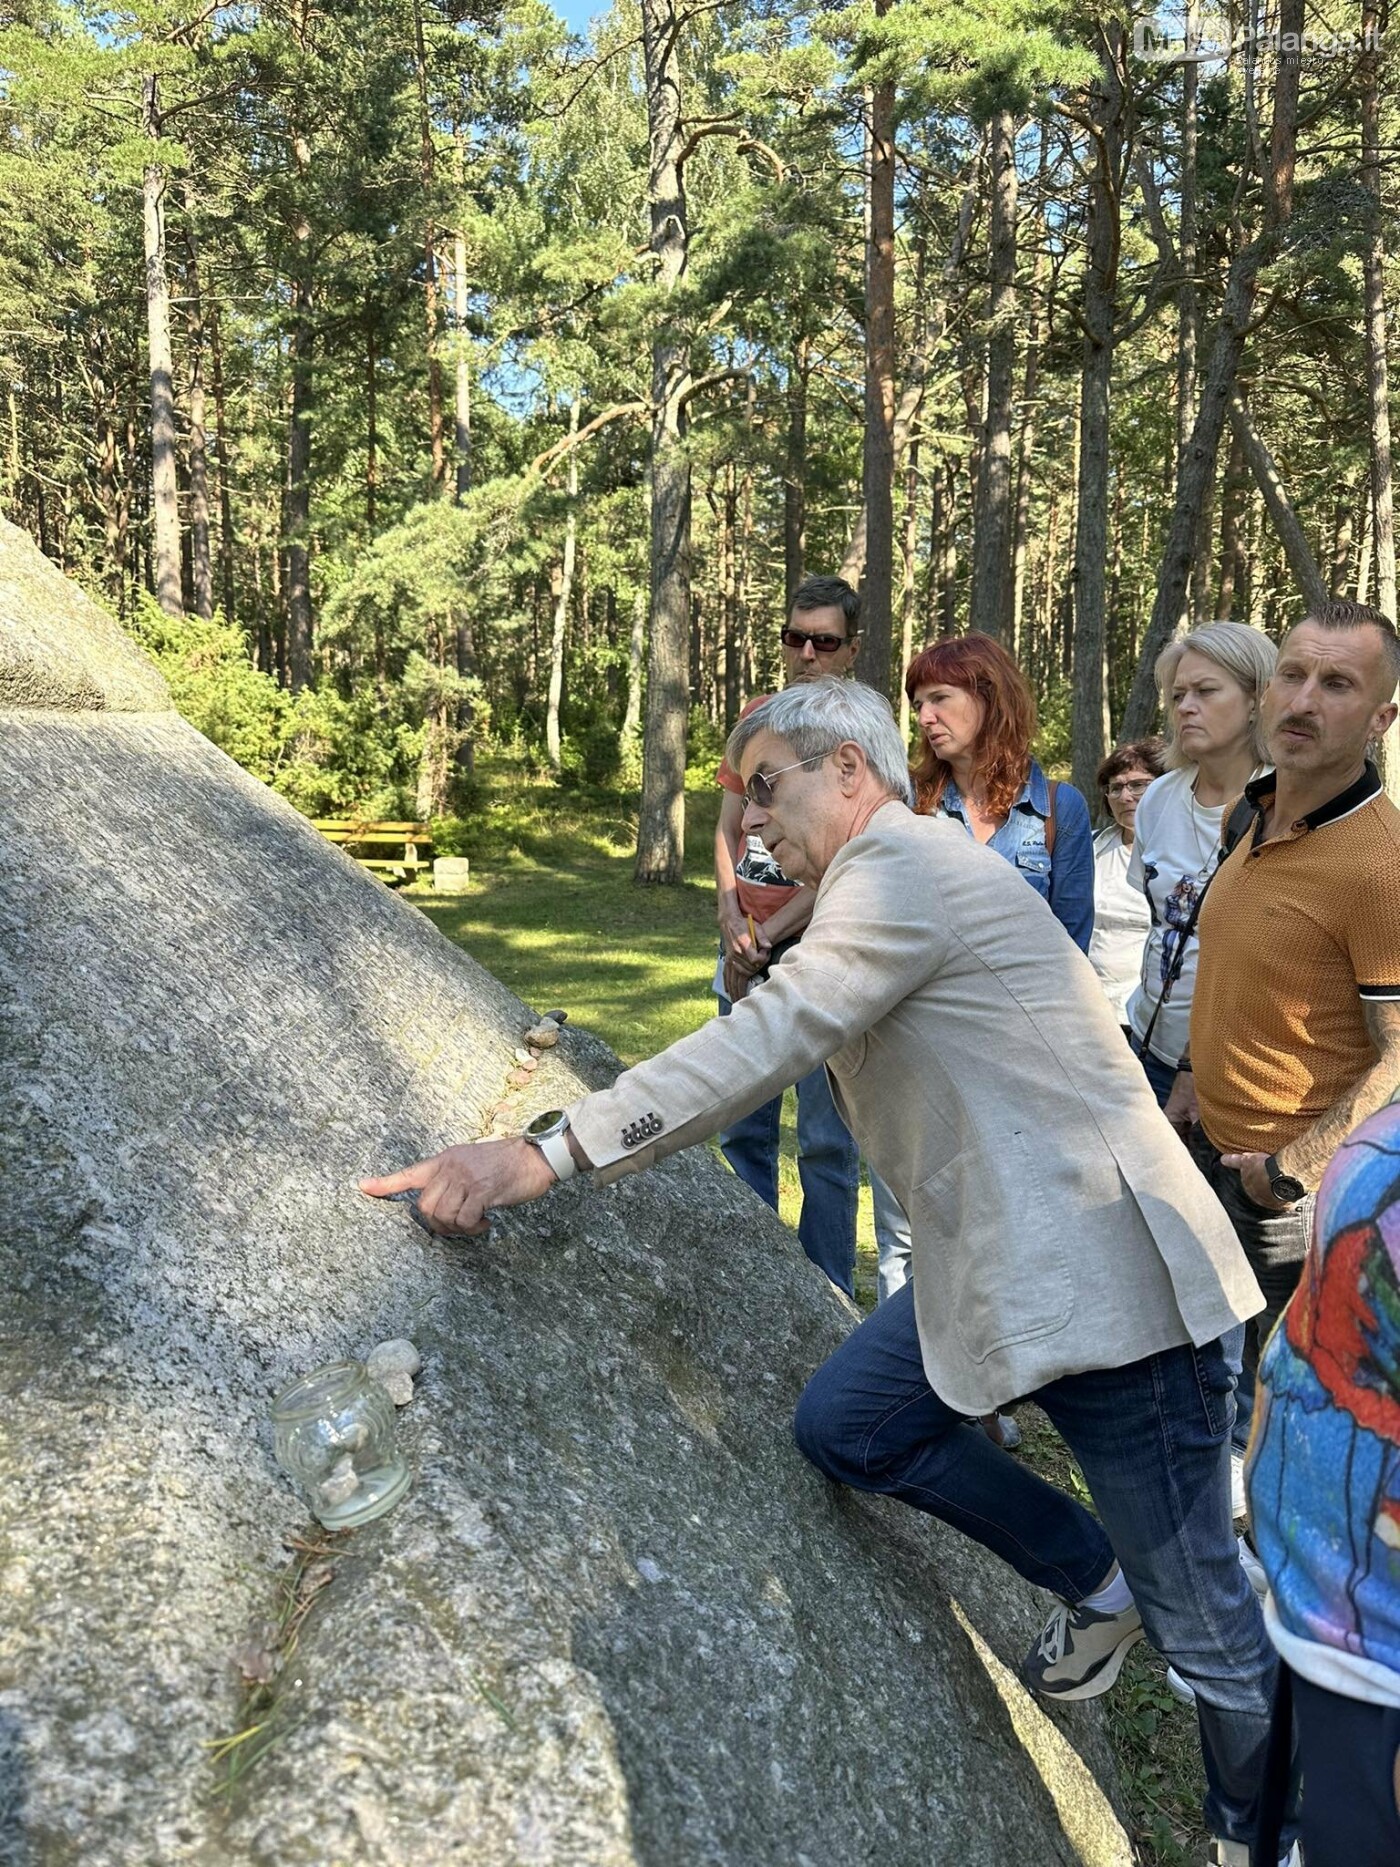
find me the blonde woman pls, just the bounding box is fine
[1126,622,1278,1118]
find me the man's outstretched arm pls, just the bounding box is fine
[359,1129,594,1236]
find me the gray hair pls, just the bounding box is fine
[1155,621,1277,769]
[726,677,915,805]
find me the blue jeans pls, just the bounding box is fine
[1133,1033,1180,1107]
[716,993,859,1297]
[1133,1039,1258,1450]
[793,1285,1287,1850]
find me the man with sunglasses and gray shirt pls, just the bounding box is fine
[710,575,864,1297]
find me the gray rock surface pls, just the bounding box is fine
[0,518,171,712]
[0,530,1133,1865]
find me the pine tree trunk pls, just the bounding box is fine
[1176,3,1200,479]
[784,335,808,611]
[1010,136,1048,665]
[968,109,1017,640]
[1227,396,1328,611]
[898,436,922,739]
[182,201,214,621]
[286,262,315,689]
[634,0,692,885]
[1121,16,1301,736]
[207,299,237,628]
[366,311,379,531]
[1360,0,1399,789]
[413,0,446,491]
[1329,489,1355,598]
[546,396,580,772]
[854,23,897,695]
[141,75,182,617]
[622,590,645,743]
[453,179,472,503]
[1215,423,1247,618]
[1070,26,1125,802]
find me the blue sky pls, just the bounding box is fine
[550,0,604,33]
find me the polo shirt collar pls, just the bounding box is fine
[1243,760,1382,833]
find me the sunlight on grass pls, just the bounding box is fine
[411,777,880,1298]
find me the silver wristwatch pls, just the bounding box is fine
[523,1108,577,1183]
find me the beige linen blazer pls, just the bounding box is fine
[568,799,1262,1415]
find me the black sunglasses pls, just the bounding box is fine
[780,626,849,654]
[742,754,827,809]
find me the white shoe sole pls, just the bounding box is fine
[1033,1625,1145,1702]
[1165,1664,1195,1705]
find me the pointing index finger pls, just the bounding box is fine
[359,1160,434,1198]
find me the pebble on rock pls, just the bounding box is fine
[524,1009,569,1048]
[366,1338,421,1407]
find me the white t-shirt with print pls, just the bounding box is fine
[1124,769,1226,1066]
[1089,826,1152,1024]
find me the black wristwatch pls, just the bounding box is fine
[1264,1154,1306,1205]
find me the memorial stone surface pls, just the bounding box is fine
[0,518,1133,1865]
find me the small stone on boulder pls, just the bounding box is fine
[366,1339,421,1407]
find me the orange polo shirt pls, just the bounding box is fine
[1192,764,1400,1156]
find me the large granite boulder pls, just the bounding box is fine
[0,524,1133,1865]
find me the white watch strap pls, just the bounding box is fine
[536,1129,577,1183]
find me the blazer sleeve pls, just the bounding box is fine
[1047,782,1095,954]
[568,827,948,1182]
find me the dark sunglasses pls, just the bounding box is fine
[742,754,827,809]
[780,626,848,654]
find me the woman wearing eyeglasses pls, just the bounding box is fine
[1088,738,1167,1029]
[906,633,1095,950]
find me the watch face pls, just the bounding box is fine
[1271,1173,1306,1203]
[525,1109,568,1139]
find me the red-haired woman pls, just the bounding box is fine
[906,633,1095,950]
[872,635,1096,1445]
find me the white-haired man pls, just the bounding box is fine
[363,678,1292,1865]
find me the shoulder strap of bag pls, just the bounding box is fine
[1044,779,1058,857]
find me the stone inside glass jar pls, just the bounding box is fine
[270,1359,411,1528]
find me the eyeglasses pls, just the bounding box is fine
[1106,778,1153,799]
[780,626,849,655]
[742,754,827,809]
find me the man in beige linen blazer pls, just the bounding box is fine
[363,679,1289,1863]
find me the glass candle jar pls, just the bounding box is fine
[270,1359,411,1529]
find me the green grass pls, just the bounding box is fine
[412,767,884,1296]
[408,766,1205,1863]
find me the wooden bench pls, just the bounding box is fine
[312,820,433,882]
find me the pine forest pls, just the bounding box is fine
[3,0,1396,876]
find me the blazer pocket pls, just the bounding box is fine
[827,1030,868,1078]
[916,1133,1075,1364]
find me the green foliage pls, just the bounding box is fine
[685,708,728,790]
[1032,675,1073,775]
[126,598,292,782]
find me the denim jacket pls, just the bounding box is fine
[936,761,1095,953]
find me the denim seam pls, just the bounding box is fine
[858,1391,1105,1601]
[1148,1349,1239,1673]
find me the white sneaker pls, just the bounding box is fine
[1238,1534,1267,1598]
[1207,1839,1300,1866]
[1165,1664,1195,1705]
[1230,1446,1247,1518]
